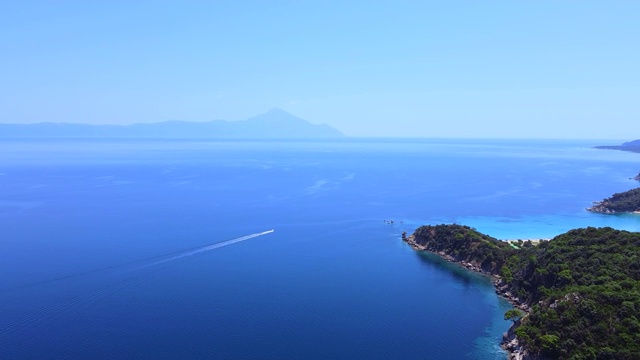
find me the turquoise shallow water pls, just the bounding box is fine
[0,138,638,359]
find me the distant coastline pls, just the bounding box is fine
[593,139,640,154]
[0,109,345,139]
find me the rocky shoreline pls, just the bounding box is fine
[402,232,534,360]
[586,200,619,214]
[586,187,640,214]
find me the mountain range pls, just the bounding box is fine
[0,109,344,139]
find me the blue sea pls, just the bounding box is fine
[1,138,638,359]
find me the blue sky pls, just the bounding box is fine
[1,1,638,138]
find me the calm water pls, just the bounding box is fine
[0,138,638,359]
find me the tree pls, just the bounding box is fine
[504,308,525,323]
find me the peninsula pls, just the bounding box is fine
[590,140,640,213]
[403,224,640,360]
[594,139,640,154]
[587,188,640,214]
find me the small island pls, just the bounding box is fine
[587,188,640,214]
[403,224,640,360]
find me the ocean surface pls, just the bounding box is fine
[1,138,639,359]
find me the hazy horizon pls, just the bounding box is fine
[1,2,639,139]
[0,109,632,142]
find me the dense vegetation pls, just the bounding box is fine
[410,225,640,359]
[587,188,640,213]
[412,224,514,273]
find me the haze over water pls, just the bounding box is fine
[1,138,638,359]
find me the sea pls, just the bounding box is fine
[0,138,638,360]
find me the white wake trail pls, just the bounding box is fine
[141,229,275,268]
[0,230,276,336]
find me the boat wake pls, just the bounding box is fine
[139,229,275,269]
[0,229,275,338]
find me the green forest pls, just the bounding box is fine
[587,188,640,213]
[410,225,640,360]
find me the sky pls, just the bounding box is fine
[1,1,639,138]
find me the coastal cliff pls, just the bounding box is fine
[587,188,640,214]
[404,225,640,360]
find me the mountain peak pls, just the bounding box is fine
[241,109,344,138]
[246,108,307,124]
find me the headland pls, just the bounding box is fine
[587,188,640,214]
[403,224,640,360]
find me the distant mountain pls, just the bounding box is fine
[594,139,640,153]
[621,139,640,147]
[0,109,344,139]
